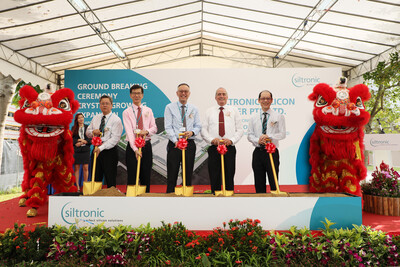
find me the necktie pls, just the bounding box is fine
[219,107,225,137]
[262,112,267,134]
[181,105,186,128]
[137,106,144,130]
[99,115,106,133]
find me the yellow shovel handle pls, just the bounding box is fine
[135,147,142,194]
[221,153,226,194]
[91,149,98,191]
[269,152,281,193]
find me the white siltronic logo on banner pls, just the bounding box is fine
[65,68,342,186]
[291,73,321,88]
[365,134,400,151]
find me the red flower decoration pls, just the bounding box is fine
[92,136,102,147]
[380,161,389,171]
[217,144,228,155]
[134,137,146,148]
[265,142,276,154]
[176,138,188,150]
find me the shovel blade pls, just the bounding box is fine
[270,190,289,196]
[83,181,102,196]
[175,186,194,196]
[215,190,234,197]
[126,185,147,197]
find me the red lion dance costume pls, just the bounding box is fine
[14,85,79,217]
[308,78,370,196]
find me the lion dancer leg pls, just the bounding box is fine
[338,141,366,196]
[51,130,77,193]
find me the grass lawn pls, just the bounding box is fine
[0,187,21,203]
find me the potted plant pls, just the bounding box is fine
[361,161,400,216]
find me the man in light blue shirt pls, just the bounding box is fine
[164,83,202,193]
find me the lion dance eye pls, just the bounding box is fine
[316,95,328,107]
[355,97,364,109]
[22,100,30,108]
[58,99,71,111]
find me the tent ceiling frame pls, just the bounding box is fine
[347,43,400,83]
[66,0,129,68]
[0,0,201,42]
[1,0,399,81]
[21,12,202,54]
[0,43,59,84]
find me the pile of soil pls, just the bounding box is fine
[89,187,125,197]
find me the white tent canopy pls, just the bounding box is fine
[1,0,399,86]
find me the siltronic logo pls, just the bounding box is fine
[370,139,390,147]
[292,73,320,87]
[61,202,105,224]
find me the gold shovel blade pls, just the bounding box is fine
[175,186,194,196]
[126,185,147,197]
[270,190,289,196]
[83,181,103,196]
[215,190,234,197]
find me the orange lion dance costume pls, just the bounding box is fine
[14,85,79,217]
[308,78,370,196]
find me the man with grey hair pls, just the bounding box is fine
[201,87,243,194]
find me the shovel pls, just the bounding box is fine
[83,136,103,195]
[175,133,194,196]
[266,139,288,196]
[83,149,103,195]
[215,141,234,197]
[126,144,147,197]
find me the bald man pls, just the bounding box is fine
[201,87,243,194]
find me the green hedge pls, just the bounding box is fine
[0,219,399,266]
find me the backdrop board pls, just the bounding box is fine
[65,68,341,185]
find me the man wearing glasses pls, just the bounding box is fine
[247,90,286,193]
[123,85,157,192]
[164,83,202,193]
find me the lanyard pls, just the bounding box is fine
[132,105,142,128]
[178,102,188,124]
[260,112,269,134]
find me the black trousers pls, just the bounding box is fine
[252,147,280,193]
[207,145,236,193]
[91,146,118,188]
[166,140,196,193]
[126,141,152,193]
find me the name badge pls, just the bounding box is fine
[179,127,186,132]
[134,129,141,134]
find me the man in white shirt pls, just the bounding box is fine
[201,87,243,194]
[86,95,123,188]
[247,90,286,193]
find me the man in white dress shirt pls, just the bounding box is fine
[247,90,286,193]
[201,87,243,194]
[86,95,123,188]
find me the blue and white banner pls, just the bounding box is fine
[65,68,341,185]
[49,194,361,230]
